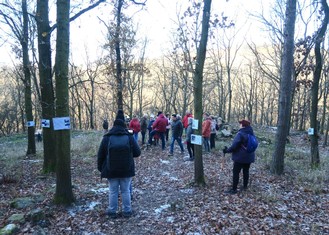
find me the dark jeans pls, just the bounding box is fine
[141,131,146,144]
[232,162,251,191]
[203,137,210,152]
[187,142,194,158]
[165,129,170,141]
[210,133,216,149]
[148,130,165,150]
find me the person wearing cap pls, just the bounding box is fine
[168,114,184,156]
[97,109,141,218]
[222,119,255,195]
[147,111,168,150]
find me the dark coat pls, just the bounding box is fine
[140,117,148,133]
[97,125,141,179]
[226,125,255,164]
[171,118,183,138]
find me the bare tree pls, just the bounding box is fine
[271,0,297,175]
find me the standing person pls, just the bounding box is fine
[97,109,141,218]
[129,115,141,143]
[102,119,109,134]
[147,111,168,150]
[182,110,193,131]
[222,119,255,195]
[147,114,155,144]
[185,117,195,161]
[202,113,211,153]
[140,114,148,145]
[168,114,184,156]
[210,116,217,149]
[165,113,171,142]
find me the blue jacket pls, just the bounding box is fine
[97,125,141,178]
[226,125,255,164]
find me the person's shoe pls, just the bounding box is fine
[224,189,237,195]
[122,211,133,218]
[107,212,118,219]
[240,186,248,191]
[168,152,173,156]
[189,157,194,161]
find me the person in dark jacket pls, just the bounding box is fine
[168,114,184,156]
[185,117,194,161]
[147,111,168,150]
[140,114,148,145]
[223,119,255,195]
[97,109,141,218]
[102,119,109,134]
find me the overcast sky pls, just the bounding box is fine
[0,0,269,66]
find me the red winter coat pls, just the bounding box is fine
[129,118,141,133]
[152,114,168,132]
[202,118,212,138]
[182,113,193,128]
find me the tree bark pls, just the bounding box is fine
[271,0,296,175]
[115,0,124,110]
[54,0,74,205]
[22,0,36,155]
[194,0,212,186]
[310,0,329,168]
[36,0,56,173]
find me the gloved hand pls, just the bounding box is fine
[222,146,228,154]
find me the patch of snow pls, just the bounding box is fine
[24,159,42,163]
[160,159,170,164]
[154,204,170,214]
[87,201,100,210]
[91,187,108,194]
[169,176,179,181]
[180,188,194,194]
[166,216,175,223]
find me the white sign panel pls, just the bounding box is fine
[27,121,35,127]
[53,117,71,130]
[41,119,50,128]
[308,128,314,135]
[192,119,198,130]
[191,134,202,145]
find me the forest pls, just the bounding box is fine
[0,0,329,234]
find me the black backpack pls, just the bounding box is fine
[107,135,132,174]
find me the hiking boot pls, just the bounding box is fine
[107,212,118,219]
[122,211,134,218]
[224,189,237,195]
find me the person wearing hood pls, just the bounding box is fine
[222,119,256,195]
[97,109,141,218]
[147,111,168,150]
[168,114,184,156]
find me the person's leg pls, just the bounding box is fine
[242,163,251,189]
[148,130,155,144]
[205,137,210,152]
[141,131,145,145]
[187,142,193,158]
[191,143,195,157]
[108,178,119,214]
[210,133,215,149]
[177,137,184,152]
[232,162,243,191]
[169,136,175,154]
[133,133,138,142]
[159,132,165,150]
[166,129,169,141]
[119,177,132,215]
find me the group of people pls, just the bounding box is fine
[98,109,256,219]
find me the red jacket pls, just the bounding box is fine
[129,118,141,133]
[152,114,168,132]
[182,113,193,128]
[202,118,212,138]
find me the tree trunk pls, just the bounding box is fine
[36,0,56,173]
[193,0,212,186]
[22,0,36,155]
[271,0,296,175]
[310,0,329,168]
[54,0,74,205]
[115,0,124,110]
